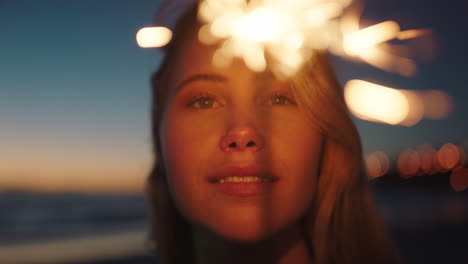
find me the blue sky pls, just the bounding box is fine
[0,0,466,192]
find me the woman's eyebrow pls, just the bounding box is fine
[176,73,228,92]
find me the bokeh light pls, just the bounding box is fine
[365,151,390,178]
[344,80,410,125]
[397,149,421,178]
[438,143,461,170]
[420,90,454,120]
[418,144,438,175]
[344,80,453,126]
[136,27,172,48]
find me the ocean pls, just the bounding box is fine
[0,180,467,264]
[0,191,153,264]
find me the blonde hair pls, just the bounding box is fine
[147,6,400,264]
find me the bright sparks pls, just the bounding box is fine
[194,0,430,77]
[136,27,172,48]
[136,1,443,126]
[136,0,432,77]
[198,0,351,76]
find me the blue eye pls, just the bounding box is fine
[271,95,296,106]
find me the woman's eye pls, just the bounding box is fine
[270,95,296,106]
[190,97,218,109]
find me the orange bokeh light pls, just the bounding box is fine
[438,143,461,170]
[397,149,420,178]
[418,144,438,175]
[365,151,390,178]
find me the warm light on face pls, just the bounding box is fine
[136,27,173,48]
[156,28,325,242]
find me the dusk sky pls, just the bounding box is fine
[1,0,467,192]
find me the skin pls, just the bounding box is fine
[159,28,323,263]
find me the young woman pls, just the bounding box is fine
[146,3,400,264]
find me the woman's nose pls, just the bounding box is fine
[220,123,264,152]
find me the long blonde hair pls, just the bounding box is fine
[147,5,399,264]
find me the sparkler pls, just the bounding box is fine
[136,0,448,126]
[137,0,431,77]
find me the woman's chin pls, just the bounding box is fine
[206,211,280,243]
[213,225,273,244]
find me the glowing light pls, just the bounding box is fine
[365,151,390,178]
[195,0,431,77]
[136,0,433,76]
[399,90,424,126]
[344,80,409,125]
[418,144,438,175]
[344,80,453,126]
[136,27,172,48]
[233,8,281,42]
[420,90,454,120]
[397,28,432,40]
[397,149,420,178]
[343,21,400,56]
[438,143,460,170]
[341,19,421,76]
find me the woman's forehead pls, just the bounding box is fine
[171,34,285,86]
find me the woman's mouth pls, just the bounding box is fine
[215,176,275,184]
[207,164,278,196]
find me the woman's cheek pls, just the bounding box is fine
[161,106,222,213]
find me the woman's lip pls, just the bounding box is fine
[207,164,278,183]
[207,165,279,197]
[214,181,276,197]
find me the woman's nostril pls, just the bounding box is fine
[247,141,256,147]
[229,142,237,148]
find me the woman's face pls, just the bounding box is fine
[159,29,324,242]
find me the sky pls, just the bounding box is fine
[0,0,467,193]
